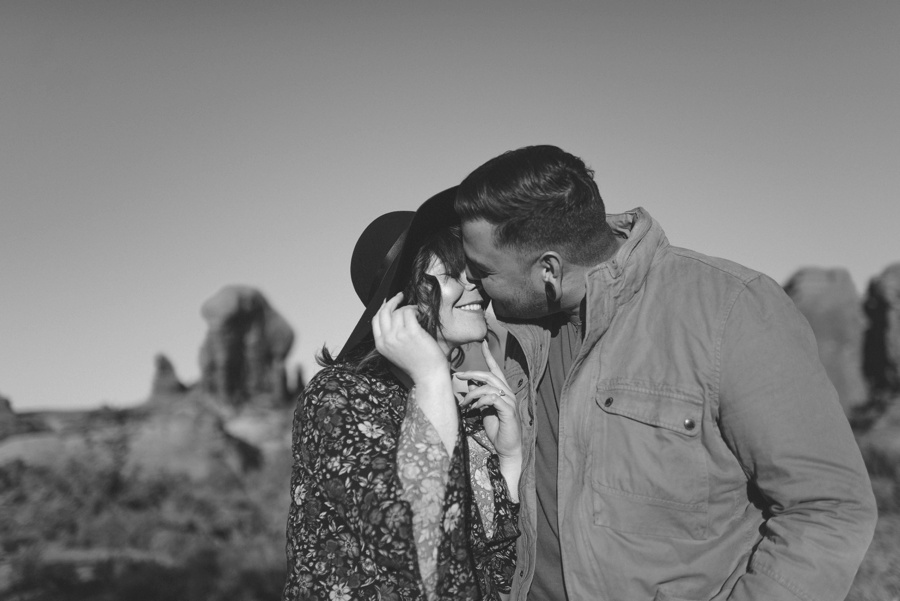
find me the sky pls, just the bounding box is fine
[1,0,898,411]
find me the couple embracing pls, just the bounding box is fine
[282,146,876,601]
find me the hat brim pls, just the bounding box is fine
[337,186,459,361]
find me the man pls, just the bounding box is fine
[453,145,877,601]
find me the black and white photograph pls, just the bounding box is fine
[1,1,898,600]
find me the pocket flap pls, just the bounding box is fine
[595,381,703,437]
[505,366,529,394]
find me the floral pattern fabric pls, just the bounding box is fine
[282,364,520,601]
[463,408,498,538]
[397,388,451,600]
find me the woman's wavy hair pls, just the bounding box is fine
[317,225,470,375]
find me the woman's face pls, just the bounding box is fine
[426,255,488,354]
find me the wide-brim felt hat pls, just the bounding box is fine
[337,186,459,361]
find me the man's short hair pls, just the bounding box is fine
[455,145,609,265]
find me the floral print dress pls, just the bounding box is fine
[282,364,519,601]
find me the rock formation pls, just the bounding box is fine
[199,286,294,408]
[0,390,292,600]
[864,263,900,397]
[784,267,869,411]
[855,397,900,512]
[0,285,301,600]
[124,395,264,481]
[0,393,46,442]
[0,393,17,440]
[151,353,187,396]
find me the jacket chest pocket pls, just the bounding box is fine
[505,365,529,397]
[590,382,709,540]
[503,364,530,417]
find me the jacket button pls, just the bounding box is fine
[684,418,696,431]
[529,418,534,427]
[604,397,613,407]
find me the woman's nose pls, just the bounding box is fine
[466,277,486,295]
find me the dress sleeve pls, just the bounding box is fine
[400,388,521,600]
[462,409,521,596]
[281,369,422,601]
[397,387,452,601]
[475,453,520,595]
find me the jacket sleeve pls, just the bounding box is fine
[717,275,877,601]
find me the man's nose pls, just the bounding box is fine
[465,265,480,282]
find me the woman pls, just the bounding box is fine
[282,187,522,601]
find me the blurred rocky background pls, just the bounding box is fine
[2,263,900,601]
[0,286,302,601]
[784,263,900,601]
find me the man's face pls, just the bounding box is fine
[461,219,548,319]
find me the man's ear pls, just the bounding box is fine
[539,252,564,303]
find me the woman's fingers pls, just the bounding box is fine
[461,383,515,408]
[456,340,512,391]
[481,339,505,380]
[372,300,388,342]
[371,308,382,340]
[455,370,513,398]
[468,389,516,415]
[454,370,499,386]
[374,294,396,340]
[384,291,404,311]
[396,305,419,330]
[373,292,408,343]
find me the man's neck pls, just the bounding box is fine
[559,234,625,321]
[559,266,589,321]
[595,229,626,264]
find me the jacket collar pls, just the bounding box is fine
[579,207,667,350]
[586,207,666,310]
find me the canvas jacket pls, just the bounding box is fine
[500,208,876,601]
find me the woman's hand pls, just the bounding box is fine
[372,292,449,383]
[373,292,457,453]
[455,340,523,501]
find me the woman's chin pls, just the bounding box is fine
[441,327,489,351]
